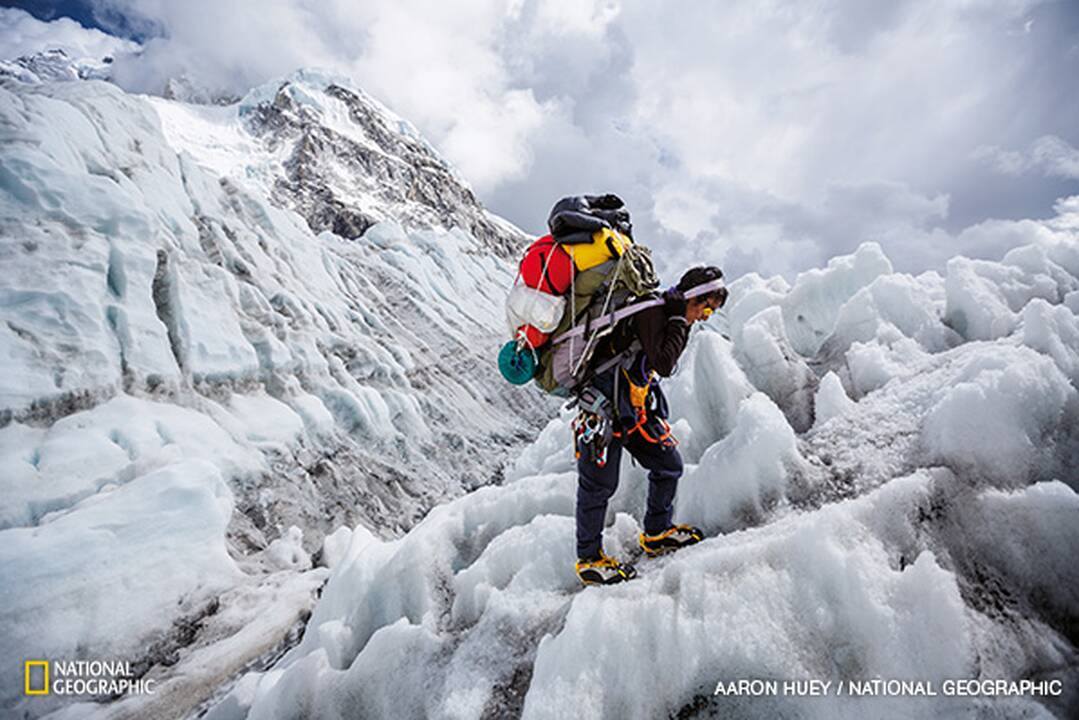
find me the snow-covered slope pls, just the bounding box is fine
[201,220,1079,719]
[0,69,546,718]
[0,6,137,87]
[0,47,114,85]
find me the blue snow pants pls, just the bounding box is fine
[576,433,683,560]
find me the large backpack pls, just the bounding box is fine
[533,244,659,395]
[500,195,660,395]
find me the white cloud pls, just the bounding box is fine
[1031,136,1079,179]
[9,0,1079,280]
[0,7,136,62]
[84,0,624,195]
[488,0,1078,279]
[973,145,1029,175]
[976,135,1079,179]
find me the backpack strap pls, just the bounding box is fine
[551,277,725,347]
[589,340,642,379]
[563,340,642,412]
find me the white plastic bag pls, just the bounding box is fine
[506,284,566,334]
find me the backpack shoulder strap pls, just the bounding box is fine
[551,296,663,346]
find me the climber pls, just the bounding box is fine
[574,265,729,586]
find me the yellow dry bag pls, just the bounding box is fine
[564,228,632,272]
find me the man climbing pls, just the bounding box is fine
[574,265,728,586]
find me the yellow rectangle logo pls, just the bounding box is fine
[25,661,49,695]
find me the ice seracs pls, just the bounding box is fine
[206,202,1079,718]
[812,370,855,428]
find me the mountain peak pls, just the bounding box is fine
[0,47,114,85]
[231,70,526,255]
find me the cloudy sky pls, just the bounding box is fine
[4,0,1079,280]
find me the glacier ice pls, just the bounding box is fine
[0,459,240,712]
[675,392,807,534]
[201,198,1079,719]
[921,347,1073,485]
[0,67,547,718]
[812,370,855,428]
[211,464,1079,720]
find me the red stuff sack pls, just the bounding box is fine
[516,324,549,347]
[520,235,573,295]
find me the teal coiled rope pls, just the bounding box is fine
[498,340,538,385]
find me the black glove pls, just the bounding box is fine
[663,287,687,318]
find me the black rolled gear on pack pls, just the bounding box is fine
[547,194,633,241]
[584,193,625,210]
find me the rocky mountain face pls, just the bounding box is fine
[240,72,521,255]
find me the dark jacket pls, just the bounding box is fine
[630,303,690,378]
[594,299,689,377]
[590,300,689,429]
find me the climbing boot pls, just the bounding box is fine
[575,551,637,586]
[639,524,703,557]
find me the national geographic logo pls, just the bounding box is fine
[24,662,47,696]
[24,660,156,697]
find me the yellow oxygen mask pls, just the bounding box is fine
[702,307,714,319]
